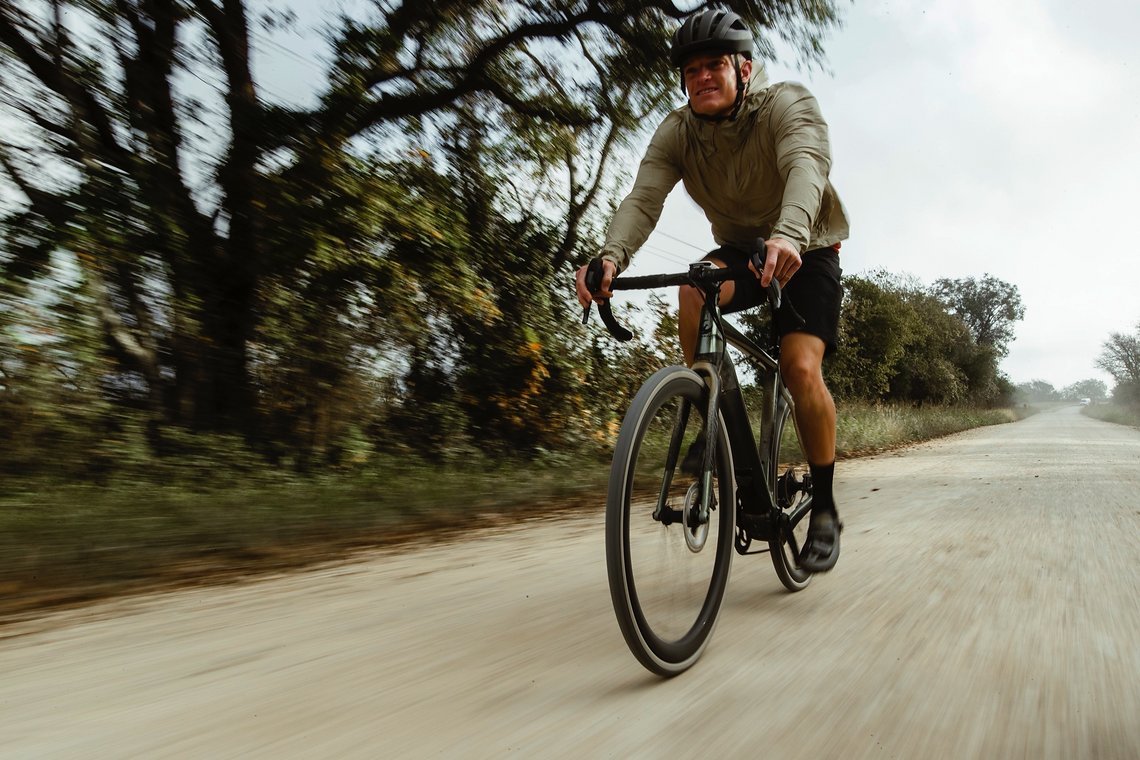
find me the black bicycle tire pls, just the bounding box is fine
[767,396,815,591]
[604,366,736,677]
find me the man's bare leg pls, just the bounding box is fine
[780,331,841,572]
[779,332,835,465]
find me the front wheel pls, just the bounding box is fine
[767,395,815,591]
[605,366,736,677]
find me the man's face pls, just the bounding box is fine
[682,53,751,117]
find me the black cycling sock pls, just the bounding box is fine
[808,462,836,517]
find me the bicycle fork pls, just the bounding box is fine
[652,289,728,534]
[651,365,720,530]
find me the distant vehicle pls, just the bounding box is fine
[1080,398,1091,406]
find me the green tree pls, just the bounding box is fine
[882,275,976,404]
[821,271,1011,406]
[1015,380,1059,402]
[1097,324,1140,405]
[933,275,1025,358]
[1060,379,1107,402]
[826,273,914,400]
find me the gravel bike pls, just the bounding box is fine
[584,246,815,676]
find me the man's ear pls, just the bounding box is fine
[739,58,753,85]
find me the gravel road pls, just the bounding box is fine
[2,405,1138,758]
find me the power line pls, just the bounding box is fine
[640,242,696,267]
[251,37,329,74]
[181,62,294,109]
[651,228,709,253]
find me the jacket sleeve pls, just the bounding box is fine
[768,84,832,252]
[599,119,682,273]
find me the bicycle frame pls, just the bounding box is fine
[587,255,809,541]
[686,273,787,525]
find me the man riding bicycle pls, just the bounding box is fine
[575,9,850,572]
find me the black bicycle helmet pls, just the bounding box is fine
[670,9,754,68]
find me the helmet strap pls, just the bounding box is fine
[729,57,746,117]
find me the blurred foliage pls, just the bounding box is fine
[1013,378,1108,405]
[0,399,1018,617]
[1083,396,1140,428]
[0,0,844,477]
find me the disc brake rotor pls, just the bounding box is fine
[682,481,710,553]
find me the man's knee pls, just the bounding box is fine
[781,357,821,394]
[780,337,827,395]
[679,284,703,313]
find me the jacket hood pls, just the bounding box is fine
[746,61,769,94]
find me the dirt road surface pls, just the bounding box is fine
[2,406,1138,758]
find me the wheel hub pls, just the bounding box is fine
[682,481,710,553]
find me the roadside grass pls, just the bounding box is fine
[0,402,1029,620]
[833,402,1024,458]
[0,463,603,619]
[1083,401,1140,428]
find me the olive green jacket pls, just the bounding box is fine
[600,75,849,273]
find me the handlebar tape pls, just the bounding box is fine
[583,258,633,341]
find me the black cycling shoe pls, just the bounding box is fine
[798,511,843,573]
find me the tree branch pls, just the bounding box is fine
[81,253,161,384]
[0,142,68,222]
[193,0,263,272]
[0,7,131,170]
[333,6,658,137]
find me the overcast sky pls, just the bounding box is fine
[632,0,1140,390]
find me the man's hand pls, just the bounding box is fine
[576,258,617,309]
[750,237,802,288]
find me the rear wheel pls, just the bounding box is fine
[605,366,735,677]
[767,395,814,592]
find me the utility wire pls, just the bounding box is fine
[252,36,329,73]
[182,63,293,109]
[651,228,709,252]
[639,242,696,267]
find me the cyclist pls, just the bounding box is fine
[575,9,849,572]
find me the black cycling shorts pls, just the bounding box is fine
[707,244,843,356]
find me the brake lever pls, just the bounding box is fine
[580,258,633,341]
[582,258,605,324]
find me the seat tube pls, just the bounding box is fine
[694,303,725,364]
[757,368,778,470]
